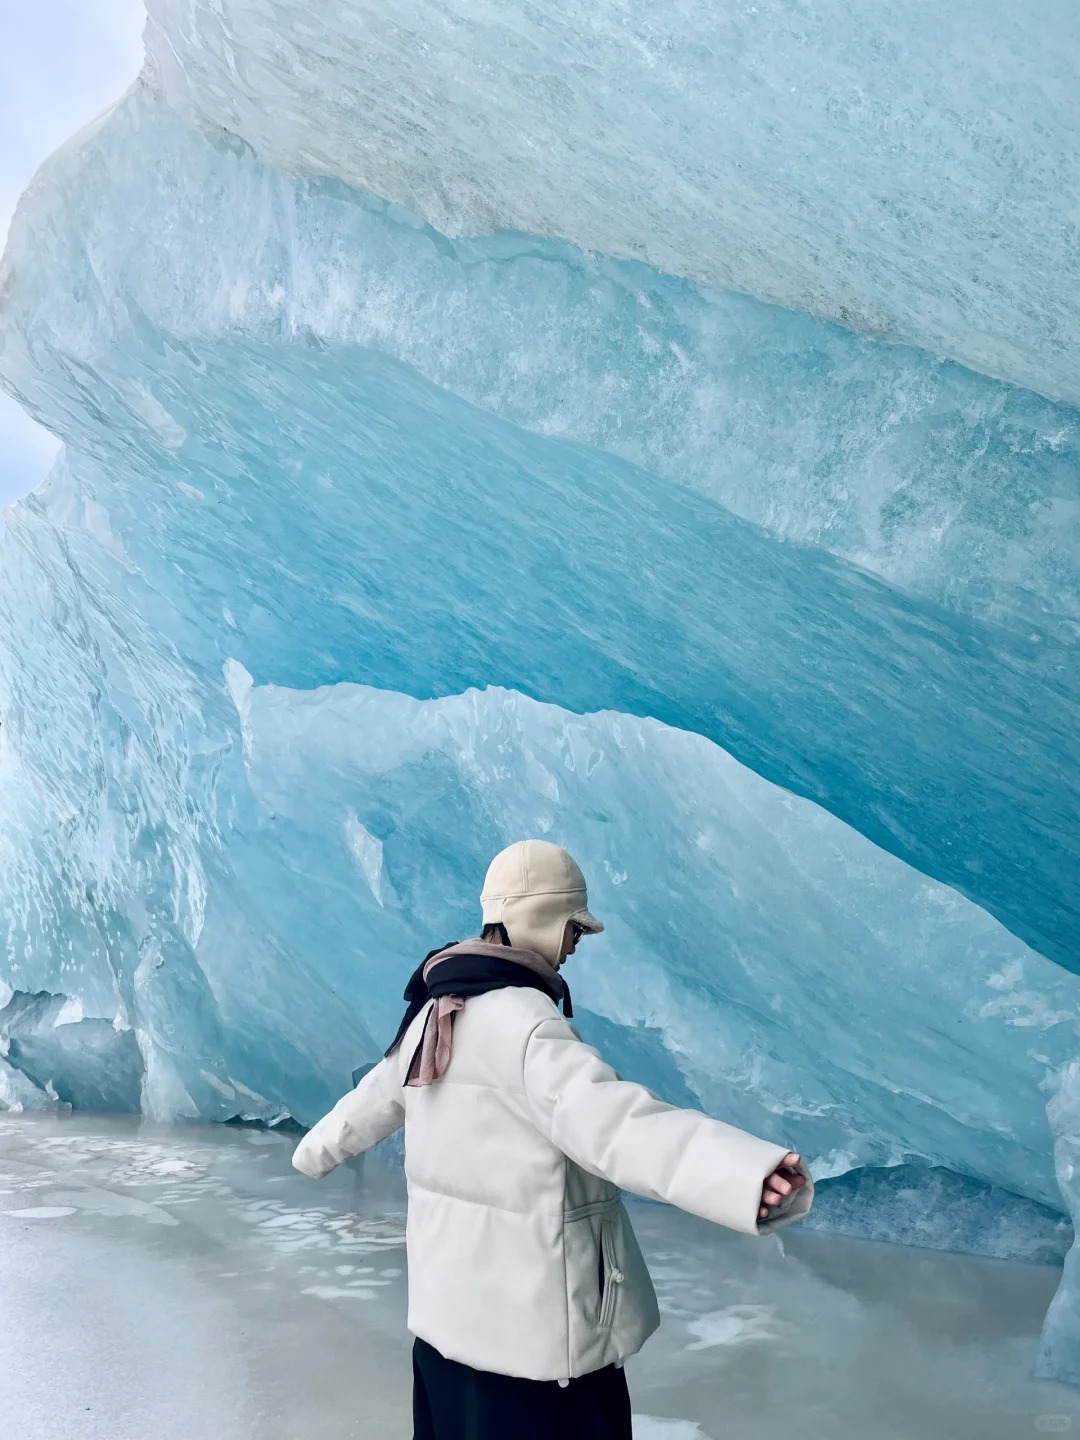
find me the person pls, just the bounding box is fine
[293,839,814,1439]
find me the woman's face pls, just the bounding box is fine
[557,921,583,968]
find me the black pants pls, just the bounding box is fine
[412,1337,633,1440]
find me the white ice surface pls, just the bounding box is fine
[2,1113,1079,1440]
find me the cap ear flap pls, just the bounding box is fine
[481,894,508,936]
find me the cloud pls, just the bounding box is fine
[1,0,146,505]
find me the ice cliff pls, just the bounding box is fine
[0,0,1078,1383]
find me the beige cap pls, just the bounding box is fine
[481,840,604,967]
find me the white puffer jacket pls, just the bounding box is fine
[293,986,814,1382]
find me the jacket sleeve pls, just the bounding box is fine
[522,1015,814,1236]
[292,1055,405,1179]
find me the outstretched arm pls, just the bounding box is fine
[292,1055,405,1179]
[522,1016,813,1236]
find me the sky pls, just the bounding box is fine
[0,0,146,507]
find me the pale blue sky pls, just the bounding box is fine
[1,0,146,507]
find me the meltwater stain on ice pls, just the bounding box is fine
[46,1187,180,1226]
[238,1199,406,1263]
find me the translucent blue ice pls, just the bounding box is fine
[0,0,1078,1382]
[801,1162,1072,1268]
[3,91,1077,972]
[145,0,1080,402]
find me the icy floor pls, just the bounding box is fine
[1,1114,1077,1440]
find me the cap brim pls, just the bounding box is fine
[569,907,604,935]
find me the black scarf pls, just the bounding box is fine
[384,941,573,1061]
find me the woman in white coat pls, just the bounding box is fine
[293,839,813,1440]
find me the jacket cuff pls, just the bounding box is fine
[755,1158,814,1235]
[292,1134,332,1179]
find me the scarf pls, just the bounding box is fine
[385,940,573,1088]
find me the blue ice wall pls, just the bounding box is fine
[0,0,1078,1377]
[2,92,1076,973]
[145,0,1080,403]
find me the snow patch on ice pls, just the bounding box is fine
[633,1420,710,1440]
[344,813,387,907]
[685,1305,780,1350]
[53,997,85,1027]
[199,1070,238,1100]
[4,1206,77,1219]
[301,1285,383,1301]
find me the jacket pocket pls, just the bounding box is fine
[597,1211,624,1329]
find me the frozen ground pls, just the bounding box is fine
[1,1113,1077,1440]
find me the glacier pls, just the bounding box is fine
[0,0,1079,1393]
[143,0,1080,403]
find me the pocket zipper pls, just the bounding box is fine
[598,1218,623,1328]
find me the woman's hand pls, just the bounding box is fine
[758,1151,807,1220]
